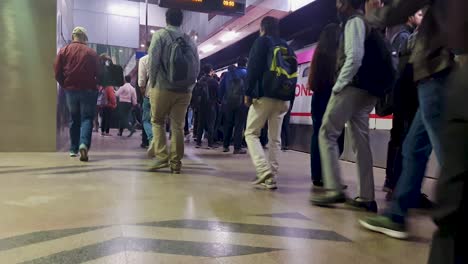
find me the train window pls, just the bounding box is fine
[302,67,310,78]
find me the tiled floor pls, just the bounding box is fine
[0,130,436,263]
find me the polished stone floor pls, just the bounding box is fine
[0,130,437,263]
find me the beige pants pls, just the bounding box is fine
[319,86,377,200]
[244,97,290,179]
[150,88,191,166]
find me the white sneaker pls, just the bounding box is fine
[69,152,78,157]
[255,179,278,190]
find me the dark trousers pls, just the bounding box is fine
[310,92,344,183]
[196,106,215,145]
[118,102,134,134]
[385,110,417,190]
[429,66,468,264]
[281,110,291,148]
[184,110,190,136]
[101,107,113,134]
[223,105,247,150]
[260,124,268,147]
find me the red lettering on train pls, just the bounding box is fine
[295,84,312,97]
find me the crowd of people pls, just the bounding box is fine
[54,0,466,262]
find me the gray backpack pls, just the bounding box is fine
[164,30,198,90]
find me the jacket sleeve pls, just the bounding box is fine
[219,75,227,101]
[333,17,366,93]
[54,50,65,87]
[246,38,268,97]
[149,31,163,86]
[138,56,149,88]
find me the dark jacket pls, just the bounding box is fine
[54,42,100,90]
[366,0,454,82]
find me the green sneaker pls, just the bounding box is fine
[149,160,169,171]
[359,216,408,239]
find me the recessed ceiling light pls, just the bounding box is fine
[220,31,239,43]
[150,29,156,34]
[140,44,145,48]
[200,44,216,53]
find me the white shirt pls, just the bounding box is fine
[333,17,366,93]
[116,83,137,105]
[138,55,150,97]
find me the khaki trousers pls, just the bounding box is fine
[245,97,290,179]
[150,88,191,166]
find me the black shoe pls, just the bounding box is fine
[223,147,230,153]
[281,146,288,151]
[416,194,434,210]
[233,149,247,154]
[310,192,346,206]
[140,143,149,149]
[117,132,122,137]
[313,181,324,187]
[345,197,378,213]
[128,130,136,138]
[195,144,202,149]
[383,179,394,193]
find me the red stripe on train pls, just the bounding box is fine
[290,113,393,120]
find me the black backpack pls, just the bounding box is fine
[192,77,210,110]
[263,37,298,101]
[224,68,245,108]
[351,16,398,101]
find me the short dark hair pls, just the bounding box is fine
[349,0,365,9]
[125,75,132,83]
[166,8,183,27]
[202,64,213,75]
[261,16,280,37]
[237,57,248,67]
[340,0,364,9]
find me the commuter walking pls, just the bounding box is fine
[148,8,199,173]
[138,53,154,155]
[97,54,117,137]
[193,64,220,149]
[360,0,454,240]
[54,27,100,162]
[220,57,249,154]
[307,24,345,188]
[310,0,380,212]
[383,11,427,203]
[98,86,116,137]
[115,75,137,137]
[244,16,298,190]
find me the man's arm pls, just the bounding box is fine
[246,38,268,98]
[138,56,149,94]
[333,17,366,94]
[54,51,64,87]
[148,31,163,87]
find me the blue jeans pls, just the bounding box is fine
[385,71,448,223]
[65,89,98,153]
[142,97,153,142]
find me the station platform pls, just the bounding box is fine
[0,130,435,264]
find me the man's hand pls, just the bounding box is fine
[244,96,252,107]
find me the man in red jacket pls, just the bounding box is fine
[54,27,100,162]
